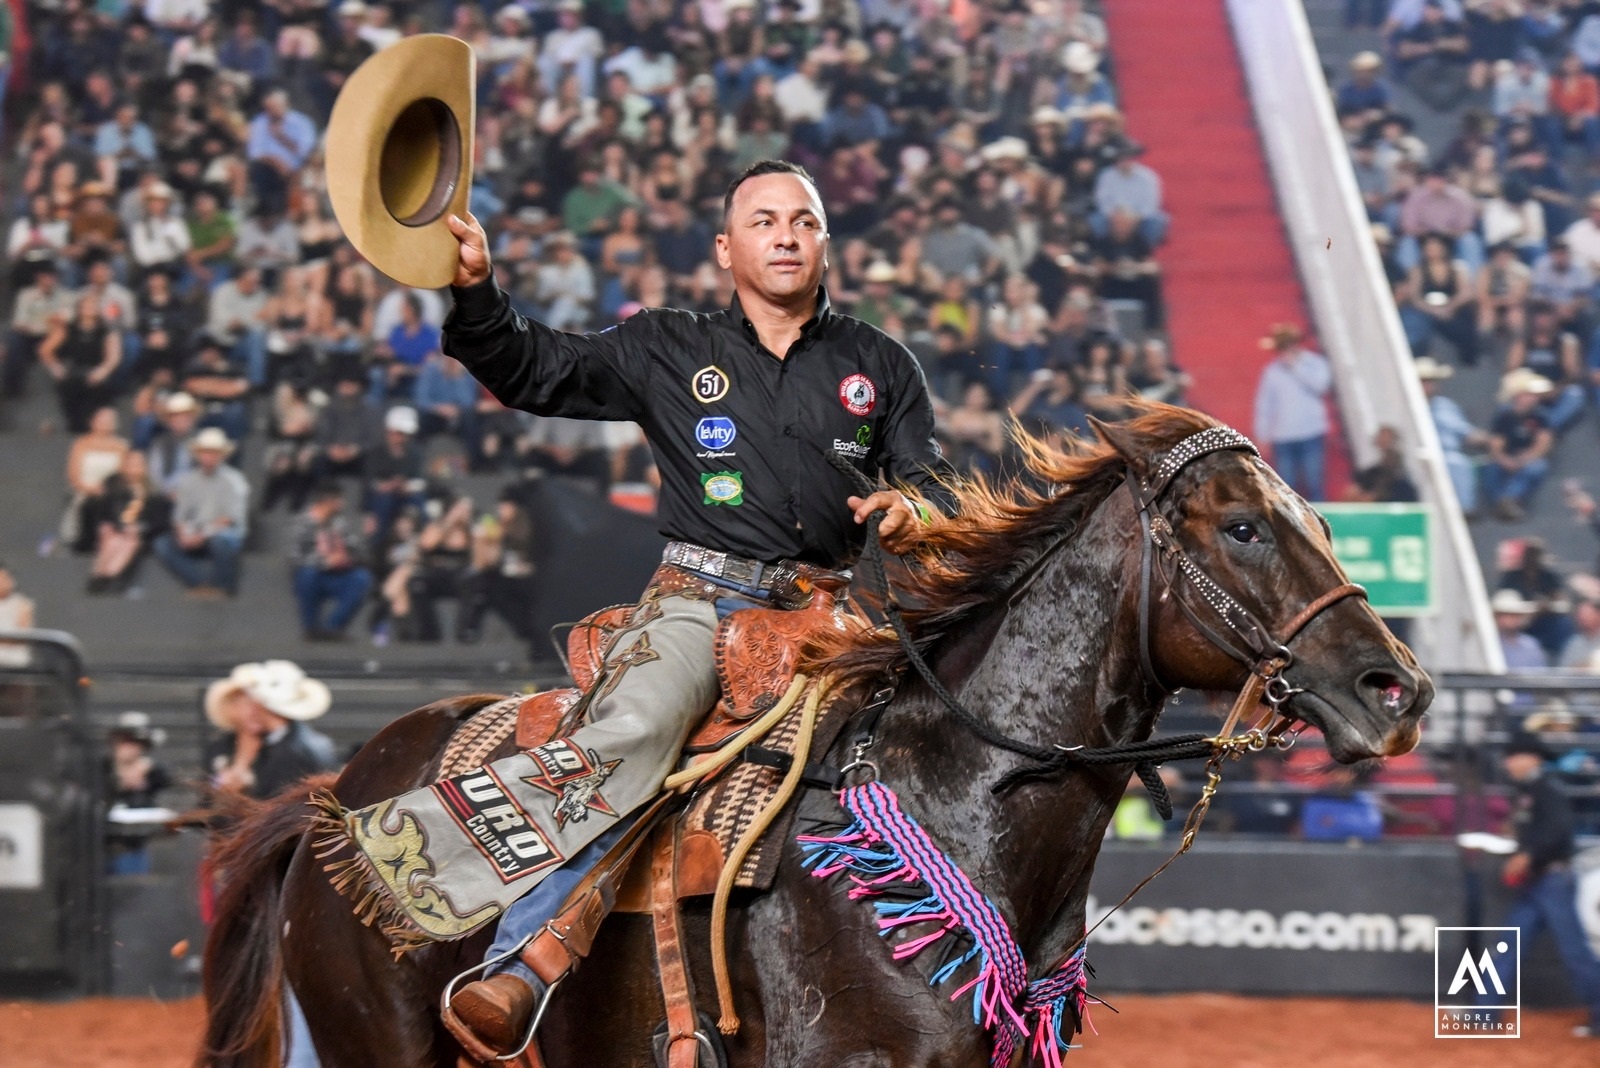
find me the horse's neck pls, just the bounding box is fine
[875,499,1158,959]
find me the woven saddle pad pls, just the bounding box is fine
[437,683,853,893]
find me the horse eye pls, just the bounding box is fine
[1226,522,1260,544]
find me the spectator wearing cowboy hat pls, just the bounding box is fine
[145,390,199,490]
[364,405,426,538]
[1415,356,1488,516]
[205,660,339,800]
[152,427,249,598]
[1496,729,1600,1038]
[1252,324,1332,501]
[105,711,171,875]
[127,182,191,283]
[1336,52,1393,124]
[1484,368,1556,520]
[1091,142,1168,247]
[1493,588,1548,670]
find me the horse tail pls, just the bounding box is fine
[198,773,337,1068]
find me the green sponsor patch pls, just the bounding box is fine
[701,471,744,506]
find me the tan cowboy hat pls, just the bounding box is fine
[1497,367,1555,403]
[1258,322,1305,351]
[325,34,476,289]
[1062,41,1100,75]
[863,260,898,283]
[165,391,199,414]
[979,136,1029,162]
[205,660,331,729]
[1350,51,1382,72]
[1489,588,1538,615]
[188,427,235,456]
[1525,699,1577,733]
[1413,356,1454,381]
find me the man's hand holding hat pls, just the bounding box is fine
[448,212,493,289]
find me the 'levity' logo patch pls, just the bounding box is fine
[695,416,737,451]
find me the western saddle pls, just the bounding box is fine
[443,565,866,1067]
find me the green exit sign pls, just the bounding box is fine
[1319,504,1434,616]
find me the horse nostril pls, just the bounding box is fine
[1359,670,1410,715]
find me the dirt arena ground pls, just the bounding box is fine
[1,994,1594,1067]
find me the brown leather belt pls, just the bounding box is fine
[662,541,844,603]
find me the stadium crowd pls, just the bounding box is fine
[1328,4,1600,685]
[0,0,1182,647]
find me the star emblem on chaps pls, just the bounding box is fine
[523,747,624,829]
[594,632,661,702]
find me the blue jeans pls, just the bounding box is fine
[487,819,634,986]
[1502,867,1600,1029]
[284,985,322,1067]
[1482,457,1550,507]
[1090,210,1171,247]
[1271,435,1325,501]
[154,530,243,593]
[1443,450,1480,514]
[233,330,268,388]
[1541,385,1586,433]
[1396,232,1486,274]
[484,592,762,985]
[293,565,373,634]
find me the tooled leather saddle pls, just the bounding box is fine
[445,563,867,1068]
[512,563,856,893]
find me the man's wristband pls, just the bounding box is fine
[912,500,934,525]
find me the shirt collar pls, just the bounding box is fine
[729,286,832,343]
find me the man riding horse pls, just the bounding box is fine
[439,159,956,1055]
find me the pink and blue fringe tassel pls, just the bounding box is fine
[798,780,1093,1068]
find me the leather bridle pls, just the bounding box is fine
[1128,425,1368,746]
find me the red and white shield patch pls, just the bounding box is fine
[839,374,877,416]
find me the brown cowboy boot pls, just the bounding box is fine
[450,973,538,1055]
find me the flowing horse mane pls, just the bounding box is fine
[810,401,1221,681]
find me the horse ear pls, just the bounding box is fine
[1087,415,1150,477]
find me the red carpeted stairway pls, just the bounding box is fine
[1102,0,1350,490]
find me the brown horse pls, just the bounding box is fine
[200,405,1431,1067]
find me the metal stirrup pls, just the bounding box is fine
[440,934,565,1062]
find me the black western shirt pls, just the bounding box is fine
[443,276,955,568]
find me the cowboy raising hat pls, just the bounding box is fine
[205,660,331,730]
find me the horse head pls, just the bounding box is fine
[1094,407,1431,764]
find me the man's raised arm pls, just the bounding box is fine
[442,212,650,422]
